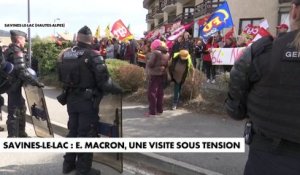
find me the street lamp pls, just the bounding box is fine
[53,18,60,36]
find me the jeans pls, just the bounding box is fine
[173,82,182,106]
[203,61,216,80]
[195,57,203,72]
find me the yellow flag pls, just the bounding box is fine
[95,25,100,39]
[125,34,134,41]
[105,25,111,39]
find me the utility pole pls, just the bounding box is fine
[27,0,31,67]
[54,18,60,36]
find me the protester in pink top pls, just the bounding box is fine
[145,39,169,117]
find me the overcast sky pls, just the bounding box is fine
[0,0,148,39]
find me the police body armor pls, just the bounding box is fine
[0,48,14,94]
[3,44,42,89]
[247,30,300,144]
[59,46,95,90]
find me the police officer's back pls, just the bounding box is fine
[226,1,300,174]
[58,26,122,175]
[4,30,43,138]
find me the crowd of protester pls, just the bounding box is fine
[90,31,250,116]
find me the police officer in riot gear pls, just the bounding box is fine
[58,26,123,175]
[226,1,300,174]
[0,46,14,132]
[3,30,44,138]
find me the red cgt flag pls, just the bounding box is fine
[224,28,234,40]
[251,27,271,42]
[111,19,132,41]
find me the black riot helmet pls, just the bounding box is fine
[77,26,93,44]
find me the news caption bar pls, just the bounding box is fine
[0,138,245,153]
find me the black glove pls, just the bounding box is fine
[110,82,124,94]
[225,94,247,121]
[0,96,4,106]
[103,78,124,94]
[37,82,44,88]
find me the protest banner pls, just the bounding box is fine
[211,47,246,65]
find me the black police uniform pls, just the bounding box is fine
[226,30,300,175]
[4,30,43,137]
[58,26,122,175]
[0,46,14,132]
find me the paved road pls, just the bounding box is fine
[1,87,249,175]
[0,110,161,175]
[42,87,248,175]
[121,104,248,175]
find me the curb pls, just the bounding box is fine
[124,153,222,175]
[2,106,222,175]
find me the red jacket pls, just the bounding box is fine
[203,42,219,62]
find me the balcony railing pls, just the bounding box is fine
[146,13,154,22]
[172,12,194,24]
[153,5,163,18]
[194,0,224,18]
[162,0,177,8]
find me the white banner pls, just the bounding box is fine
[0,138,245,153]
[211,47,246,65]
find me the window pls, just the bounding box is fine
[278,4,290,32]
[279,13,290,27]
[183,7,195,22]
[238,18,264,34]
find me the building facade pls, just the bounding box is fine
[143,0,292,37]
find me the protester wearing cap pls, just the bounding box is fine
[145,39,169,116]
[226,0,300,174]
[3,30,43,138]
[169,49,194,110]
[58,25,123,175]
[276,23,289,37]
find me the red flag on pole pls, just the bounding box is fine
[224,28,234,40]
[111,19,132,41]
[251,27,271,42]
